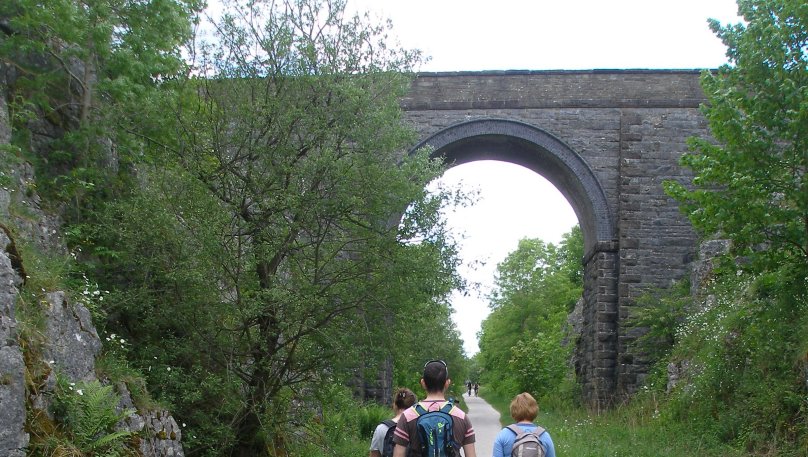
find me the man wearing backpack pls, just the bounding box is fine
[392,360,477,457]
[492,392,556,457]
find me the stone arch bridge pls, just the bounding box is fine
[402,70,709,406]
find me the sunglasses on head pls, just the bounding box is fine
[424,359,448,369]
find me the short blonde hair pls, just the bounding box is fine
[509,392,539,422]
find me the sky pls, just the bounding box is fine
[204,0,744,356]
[344,0,743,356]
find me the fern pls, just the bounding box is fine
[53,376,136,457]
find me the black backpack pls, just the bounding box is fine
[381,419,397,457]
[413,401,459,457]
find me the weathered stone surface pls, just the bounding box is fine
[0,229,28,457]
[690,239,731,296]
[564,297,584,346]
[114,382,186,457]
[0,64,10,146]
[139,410,185,457]
[42,291,102,382]
[666,360,691,393]
[0,162,65,255]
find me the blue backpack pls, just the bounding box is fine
[413,401,460,457]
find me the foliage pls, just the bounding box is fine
[40,377,136,457]
[664,0,808,273]
[629,279,690,361]
[662,268,808,455]
[0,0,201,229]
[284,383,378,457]
[42,0,469,454]
[0,0,199,133]
[477,226,583,401]
[658,3,808,452]
[508,315,570,398]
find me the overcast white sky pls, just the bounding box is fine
[345,0,742,355]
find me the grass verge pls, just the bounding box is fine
[481,388,743,457]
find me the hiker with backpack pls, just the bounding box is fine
[370,387,418,457]
[392,360,477,457]
[492,392,556,457]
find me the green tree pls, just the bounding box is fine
[477,226,583,399]
[660,3,808,451]
[665,0,807,273]
[0,0,200,223]
[0,0,198,118]
[91,1,464,454]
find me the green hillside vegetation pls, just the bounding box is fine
[1,0,469,455]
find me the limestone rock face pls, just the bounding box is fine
[0,229,28,457]
[0,161,65,255]
[1,55,186,457]
[139,411,185,457]
[666,240,730,393]
[117,383,186,457]
[42,291,102,382]
[690,239,731,297]
[666,360,690,393]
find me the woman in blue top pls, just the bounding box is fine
[492,392,556,457]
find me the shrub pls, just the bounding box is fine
[665,267,808,454]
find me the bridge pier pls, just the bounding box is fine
[578,241,619,408]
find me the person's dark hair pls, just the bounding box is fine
[393,387,417,410]
[422,360,449,393]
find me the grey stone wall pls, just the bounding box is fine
[0,63,28,457]
[402,70,708,403]
[578,243,619,407]
[0,228,27,457]
[615,108,706,395]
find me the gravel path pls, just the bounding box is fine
[463,392,502,457]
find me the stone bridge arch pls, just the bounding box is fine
[411,118,620,406]
[411,118,614,254]
[401,70,711,405]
